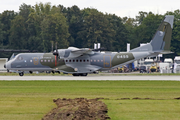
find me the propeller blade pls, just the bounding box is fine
[53,41,59,66]
[56,42,58,56]
[51,41,53,53]
[53,42,59,56]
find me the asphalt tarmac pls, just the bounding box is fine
[0,75,180,81]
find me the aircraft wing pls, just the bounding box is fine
[71,48,92,53]
[67,47,94,58]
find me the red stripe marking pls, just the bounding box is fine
[55,56,57,66]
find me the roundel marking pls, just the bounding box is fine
[33,57,39,65]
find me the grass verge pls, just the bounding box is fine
[0,80,180,120]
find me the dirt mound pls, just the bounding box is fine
[174,97,180,100]
[42,98,110,120]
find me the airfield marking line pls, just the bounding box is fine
[0,76,180,81]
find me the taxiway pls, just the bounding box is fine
[0,75,180,81]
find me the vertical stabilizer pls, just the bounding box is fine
[130,15,174,53]
[150,15,174,52]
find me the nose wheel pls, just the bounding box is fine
[19,72,24,76]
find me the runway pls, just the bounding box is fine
[0,75,180,81]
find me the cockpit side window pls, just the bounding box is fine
[16,55,23,61]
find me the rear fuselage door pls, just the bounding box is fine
[103,55,111,68]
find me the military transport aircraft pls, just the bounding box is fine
[4,15,174,76]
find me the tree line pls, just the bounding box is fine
[0,2,180,59]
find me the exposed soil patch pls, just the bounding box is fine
[42,98,110,120]
[174,97,180,100]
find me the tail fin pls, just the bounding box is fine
[130,15,174,53]
[150,15,174,52]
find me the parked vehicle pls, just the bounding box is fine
[174,56,180,73]
[139,66,146,73]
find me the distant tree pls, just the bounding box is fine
[65,5,83,47]
[0,10,17,46]
[41,11,69,51]
[133,13,163,48]
[19,3,31,21]
[77,8,115,50]
[136,11,148,25]
[9,15,27,49]
[26,3,70,52]
[107,14,128,51]
[123,17,136,49]
[0,21,4,46]
[165,10,180,57]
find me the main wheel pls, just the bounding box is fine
[19,72,24,76]
[72,73,79,76]
[80,73,88,76]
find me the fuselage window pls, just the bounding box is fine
[80,60,82,62]
[30,60,33,62]
[44,60,46,62]
[48,60,50,62]
[83,60,85,62]
[73,60,75,62]
[91,60,92,62]
[94,60,96,62]
[87,60,89,62]
[76,60,78,62]
[98,60,99,62]
[101,60,103,62]
[66,60,68,62]
[51,59,54,62]
[69,60,71,62]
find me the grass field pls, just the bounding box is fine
[0,80,180,120]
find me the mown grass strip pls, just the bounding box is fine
[0,81,180,120]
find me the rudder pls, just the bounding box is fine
[150,15,174,52]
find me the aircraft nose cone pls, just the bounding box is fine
[5,61,11,69]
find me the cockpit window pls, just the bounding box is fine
[18,56,23,60]
[16,55,23,60]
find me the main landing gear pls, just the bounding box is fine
[19,72,24,76]
[72,73,88,76]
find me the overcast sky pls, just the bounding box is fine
[0,0,180,18]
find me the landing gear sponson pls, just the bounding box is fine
[72,73,88,76]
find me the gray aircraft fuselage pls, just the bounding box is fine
[5,51,149,73]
